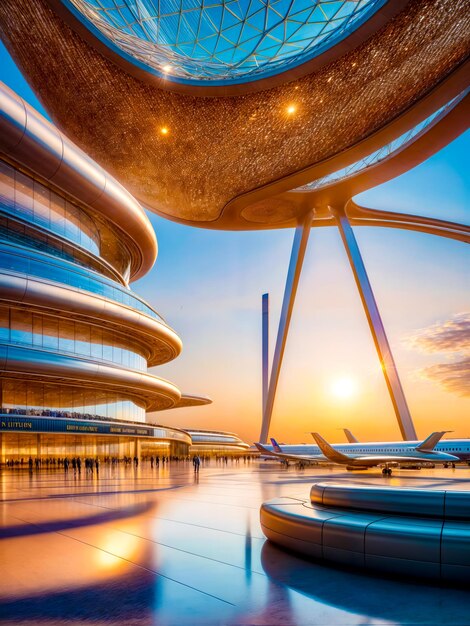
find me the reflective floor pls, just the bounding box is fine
[1,461,470,625]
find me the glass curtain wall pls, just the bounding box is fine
[0,306,148,371]
[1,380,147,422]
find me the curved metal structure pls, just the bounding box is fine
[0,0,468,224]
[261,482,470,583]
[0,82,211,461]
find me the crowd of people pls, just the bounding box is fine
[2,454,256,472]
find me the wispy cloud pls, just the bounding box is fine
[421,358,470,397]
[407,313,470,397]
[407,312,470,353]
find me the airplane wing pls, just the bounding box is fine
[254,443,326,464]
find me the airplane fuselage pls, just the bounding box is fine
[263,439,470,462]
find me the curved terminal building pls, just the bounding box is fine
[0,82,208,462]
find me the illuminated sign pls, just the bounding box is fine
[1,416,153,437]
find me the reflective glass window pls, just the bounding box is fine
[15,171,34,218]
[0,244,165,322]
[59,319,75,353]
[42,317,59,350]
[0,306,147,371]
[0,307,8,341]
[1,380,146,422]
[10,309,32,345]
[33,181,50,227]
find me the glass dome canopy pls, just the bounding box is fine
[63,0,386,86]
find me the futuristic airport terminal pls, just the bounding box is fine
[0,1,469,624]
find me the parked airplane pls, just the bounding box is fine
[255,431,460,474]
[262,431,470,464]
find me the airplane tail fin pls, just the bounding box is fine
[415,431,452,452]
[343,428,359,443]
[270,437,282,453]
[311,432,351,462]
[255,442,276,456]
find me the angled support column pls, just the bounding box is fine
[259,211,313,443]
[333,206,417,440]
[262,293,269,421]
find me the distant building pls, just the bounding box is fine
[185,429,250,456]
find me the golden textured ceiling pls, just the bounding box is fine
[0,0,468,229]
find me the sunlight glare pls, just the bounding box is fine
[330,376,357,400]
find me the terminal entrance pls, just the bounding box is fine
[0,433,189,464]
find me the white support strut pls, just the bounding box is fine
[259,212,312,443]
[333,206,417,441]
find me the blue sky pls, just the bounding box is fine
[1,41,468,443]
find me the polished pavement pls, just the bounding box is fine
[1,461,470,625]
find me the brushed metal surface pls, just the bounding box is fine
[0,82,157,280]
[313,483,445,517]
[0,272,181,366]
[261,484,470,582]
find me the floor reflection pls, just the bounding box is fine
[261,541,470,624]
[0,462,469,625]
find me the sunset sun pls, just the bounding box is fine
[330,377,357,400]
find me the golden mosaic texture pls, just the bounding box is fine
[0,0,468,227]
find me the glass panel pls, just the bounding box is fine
[0,306,9,342]
[75,322,91,357]
[10,309,32,345]
[15,170,34,218]
[33,180,50,227]
[0,161,15,211]
[42,316,59,350]
[32,314,43,347]
[90,326,103,359]
[58,319,75,353]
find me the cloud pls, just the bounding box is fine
[407,312,470,354]
[408,313,470,397]
[421,358,470,397]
